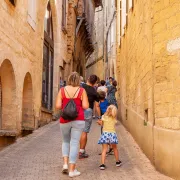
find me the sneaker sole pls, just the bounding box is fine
[69,173,81,178]
[62,169,68,174]
[116,163,122,167]
[79,156,89,159]
[100,167,105,170]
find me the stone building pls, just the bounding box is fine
[86,0,117,80]
[0,0,69,144]
[116,0,180,179]
[86,5,104,80]
[104,0,117,79]
[73,0,102,78]
[0,0,102,148]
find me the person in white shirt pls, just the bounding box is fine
[97,80,108,95]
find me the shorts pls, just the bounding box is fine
[83,108,93,133]
[98,132,118,144]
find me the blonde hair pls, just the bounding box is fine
[105,105,117,119]
[67,72,80,87]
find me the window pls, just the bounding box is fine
[62,0,67,31]
[27,0,36,30]
[42,1,54,110]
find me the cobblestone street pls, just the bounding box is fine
[0,120,172,180]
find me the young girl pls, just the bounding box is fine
[97,105,122,170]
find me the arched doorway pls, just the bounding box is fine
[0,60,16,130]
[42,1,54,110]
[22,73,34,131]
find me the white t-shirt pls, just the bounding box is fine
[97,86,107,93]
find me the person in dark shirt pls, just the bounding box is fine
[79,75,101,159]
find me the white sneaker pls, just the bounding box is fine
[62,164,68,174]
[69,169,81,178]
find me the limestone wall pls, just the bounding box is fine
[116,0,180,178]
[152,0,180,178]
[0,0,67,133]
[86,1,105,80]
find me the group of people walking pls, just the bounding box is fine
[56,72,121,178]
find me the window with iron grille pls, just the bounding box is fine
[62,0,67,32]
[42,1,54,110]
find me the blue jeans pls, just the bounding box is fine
[60,121,85,164]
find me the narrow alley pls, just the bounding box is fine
[0,120,171,180]
[1,0,180,179]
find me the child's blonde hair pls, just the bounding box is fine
[105,105,117,119]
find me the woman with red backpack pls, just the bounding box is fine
[56,72,89,178]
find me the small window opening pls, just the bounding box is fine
[144,108,148,126]
[126,109,128,120]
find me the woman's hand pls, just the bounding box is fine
[97,120,102,126]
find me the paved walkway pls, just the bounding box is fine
[0,120,172,180]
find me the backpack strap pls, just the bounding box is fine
[72,87,80,98]
[64,87,80,98]
[77,88,84,99]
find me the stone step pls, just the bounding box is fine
[0,130,18,137]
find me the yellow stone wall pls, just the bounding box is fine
[0,0,68,133]
[152,1,180,178]
[116,0,180,179]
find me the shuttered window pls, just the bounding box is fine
[42,1,54,110]
[27,0,37,30]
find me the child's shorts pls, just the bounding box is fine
[98,132,118,144]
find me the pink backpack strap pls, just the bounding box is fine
[61,88,66,98]
[77,88,84,99]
